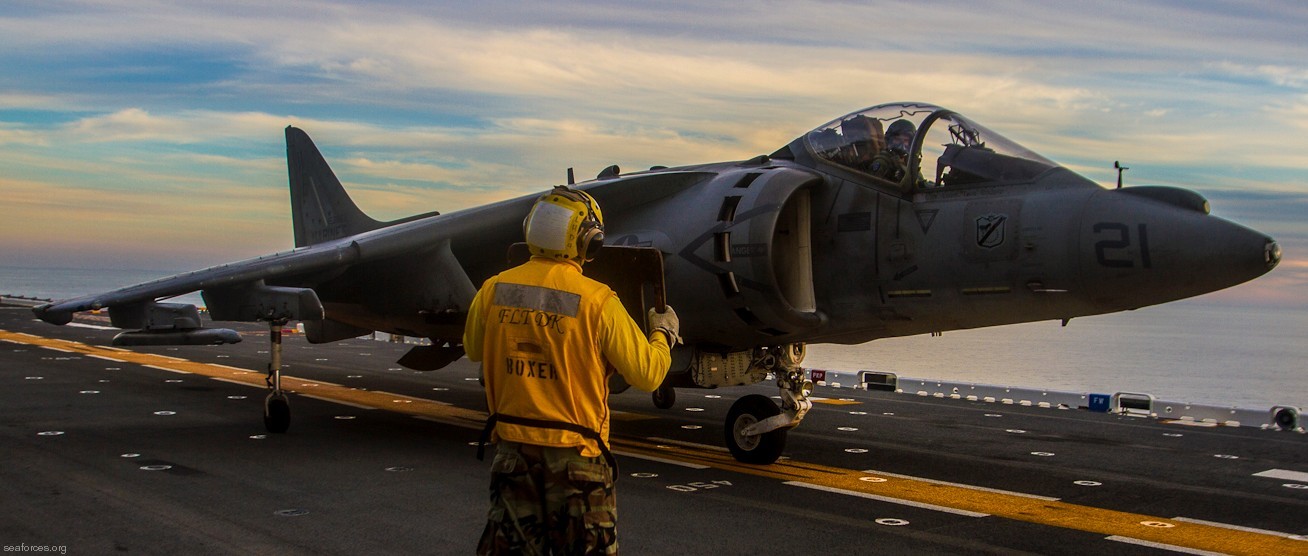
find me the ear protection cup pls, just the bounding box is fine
[567,188,604,261]
[580,226,604,261]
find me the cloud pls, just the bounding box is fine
[0,173,289,269]
[0,0,1305,286]
[67,108,187,142]
[0,92,67,109]
[1211,61,1308,89]
[0,126,47,146]
[64,108,300,144]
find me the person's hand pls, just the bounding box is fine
[647,306,680,346]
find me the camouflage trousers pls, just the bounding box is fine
[477,442,618,555]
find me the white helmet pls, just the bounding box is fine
[523,186,605,262]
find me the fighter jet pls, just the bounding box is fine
[34,102,1281,464]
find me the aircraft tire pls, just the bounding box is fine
[653,383,676,409]
[725,394,786,464]
[264,393,291,434]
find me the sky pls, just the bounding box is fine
[1,0,1306,308]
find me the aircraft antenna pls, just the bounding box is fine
[1114,161,1129,189]
[567,167,575,186]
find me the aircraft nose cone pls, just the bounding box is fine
[1079,188,1277,309]
[1185,208,1278,288]
[1215,221,1279,285]
[1265,239,1283,268]
[1207,219,1278,279]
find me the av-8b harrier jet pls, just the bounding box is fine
[35,102,1280,464]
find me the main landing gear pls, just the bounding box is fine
[263,320,291,433]
[724,343,811,464]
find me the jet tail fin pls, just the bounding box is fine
[286,126,383,247]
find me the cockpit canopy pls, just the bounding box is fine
[799,102,1061,190]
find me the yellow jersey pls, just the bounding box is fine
[464,257,671,457]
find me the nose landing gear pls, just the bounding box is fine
[724,343,811,464]
[726,394,786,463]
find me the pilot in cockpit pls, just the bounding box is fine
[839,115,884,170]
[869,119,915,189]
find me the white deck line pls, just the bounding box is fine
[66,322,117,331]
[299,394,376,410]
[1172,516,1302,539]
[142,364,189,374]
[645,437,732,454]
[863,469,1060,501]
[784,481,989,517]
[1105,536,1228,556]
[209,364,257,373]
[209,377,264,389]
[612,450,711,469]
[1253,468,1308,482]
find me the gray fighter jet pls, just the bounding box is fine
[34,102,1281,464]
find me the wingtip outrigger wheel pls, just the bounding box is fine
[263,320,291,433]
[724,343,811,464]
[264,392,290,433]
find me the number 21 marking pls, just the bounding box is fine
[1094,223,1152,269]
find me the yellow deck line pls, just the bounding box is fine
[604,439,1302,555]
[811,397,861,406]
[1,329,488,429]
[3,327,1302,556]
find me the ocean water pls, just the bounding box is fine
[805,302,1307,410]
[0,266,204,306]
[3,265,1304,410]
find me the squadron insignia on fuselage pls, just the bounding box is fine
[976,213,1008,249]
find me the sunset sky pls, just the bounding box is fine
[1,1,1305,307]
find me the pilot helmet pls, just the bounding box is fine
[885,119,916,156]
[523,186,605,262]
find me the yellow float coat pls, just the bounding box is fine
[464,257,671,457]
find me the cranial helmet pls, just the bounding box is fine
[523,186,605,262]
[885,119,916,155]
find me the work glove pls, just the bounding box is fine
[647,305,681,347]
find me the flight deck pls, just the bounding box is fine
[2,300,1305,555]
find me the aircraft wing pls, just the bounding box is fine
[31,210,470,334]
[35,240,358,325]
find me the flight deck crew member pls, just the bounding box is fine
[464,185,679,555]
